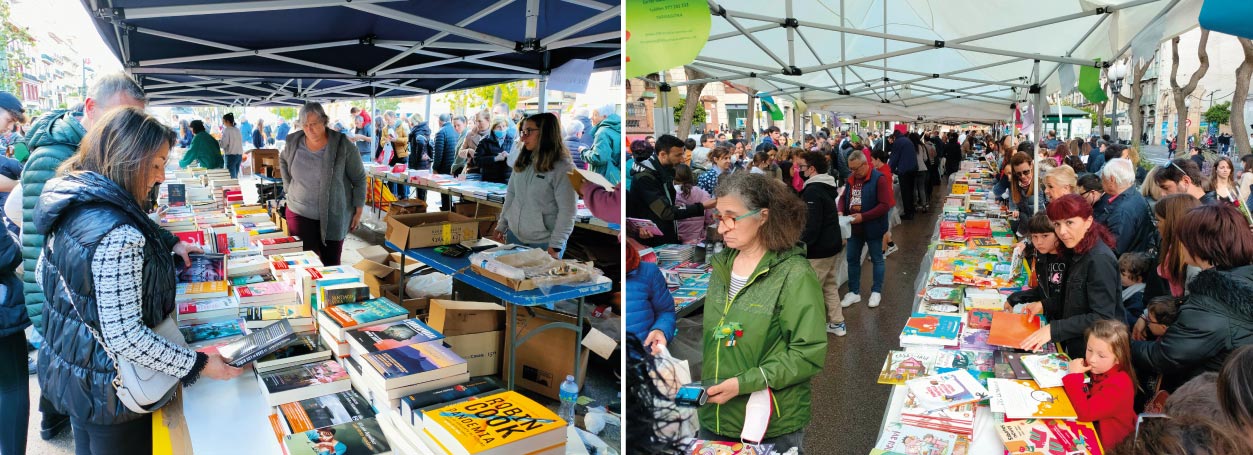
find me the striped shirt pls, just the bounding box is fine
[728,271,748,301]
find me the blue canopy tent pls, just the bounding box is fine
[77,0,621,106]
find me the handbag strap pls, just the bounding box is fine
[46,243,125,390]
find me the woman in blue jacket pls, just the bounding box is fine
[625,242,675,355]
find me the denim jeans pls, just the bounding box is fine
[224,154,242,179]
[846,232,885,294]
[72,413,151,455]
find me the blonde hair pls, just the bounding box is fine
[1086,319,1139,391]
[489,115,509,134]
[1045,165,1078,194]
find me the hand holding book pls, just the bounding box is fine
[202,352,245,381]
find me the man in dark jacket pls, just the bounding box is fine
[795,151,846,336]
[432,114,458,210]
[19,72,145,440]
[1088,141,1107,174]
[407,119,433,205]
[626,135,715,246]
[887,124,918,220]
[1096,158,1155,255]
[839,151,892,309]
[1154,158,1217,205]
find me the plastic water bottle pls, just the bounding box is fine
[558,375,579,425]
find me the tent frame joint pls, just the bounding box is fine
[359,35,376,46]
[659,82,672,92]
[1029,84,1042,94]
[516,38,545,53]
[712,5,727,17]
[933,40,945,48]
[783,66,802,76]
[782,18,799,29]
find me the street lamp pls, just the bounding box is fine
[1108,60,1129,143]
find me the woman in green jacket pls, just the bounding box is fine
[699,172,827,453]
[178,119,223,169]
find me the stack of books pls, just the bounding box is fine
[257,237,304,256]
[652,244,694,263]
[269,251,324,282]
[316,297,408,359]
[235,281,308,330]
[175,253,230,303]
[289,265,363,310]
[176,296,239,325]
[417,390,566,455]
[258,359,352,407]
[898,312,962,348]
[349,339,470,409]
[396,376,503,429]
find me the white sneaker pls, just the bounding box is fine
[827,322,848,336]
[868,292,882,308]
[840,293,861,308]
[885,243,899,257]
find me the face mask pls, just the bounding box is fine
[494,130,505,141]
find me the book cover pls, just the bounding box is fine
[176,253,226,283]
[176,281,229,299]
[236,282,296,300]
[986,378,1078,420]
[362,342,466,380]
[1001,352,1035,380]
[324,298,406,328]
[348,319,444,354]
[877,350,938,385]
[229,273,274,286]
[899,313,962,345]
[1021,353,1073,389]
[873,422,959,455]
[933,350,995,374]
[400,376,504,412]
[172,230,205,246]
[285,418,391,455]
[684,440,774,455]
[280,390,377,433]
[167,183,186,206]
[321,283,371,307]
[178,318,245,344]
[262,360,349,395]
[988,311,1043,349]
[904,370,990,411]
[176,296,238,316]
[219,319,298,366]
[242,305,312,321]
[255,333,328,364]
[958,327,994,352]
[996,419,1103,455]
[422,390,565,453]
[965,310,994,330]
[924,286,963,305]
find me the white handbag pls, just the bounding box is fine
[53,269,184,414]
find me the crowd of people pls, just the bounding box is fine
[626,120,1253,454]
[0,71,627,455]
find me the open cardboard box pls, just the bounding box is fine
[442,331,502,377]
[352,245,422,298]
[453,202,502,238]
[385,212,480,249]
[389,199,427,216]
[504,306,591,400]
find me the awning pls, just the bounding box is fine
[79,0,621,106]
[678,0,1201,122]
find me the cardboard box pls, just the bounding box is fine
[470,264,539,292]
[389,199,427,216]
[506,306,590,400]
[453,202,502,237]
[427,299,505,337]
[382,291,430,319]
[442,331,502,377]
[385,212,480,249]
[251,148,281,179]
[352,246,421,298]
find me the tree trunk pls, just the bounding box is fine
[1233,38,1253,156]
[1171,30,1211,146]
[1118,57,1154,150]
[676,67,707,139]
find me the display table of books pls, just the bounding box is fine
[162,167,587,454]
[387,241,612,390]
[364,167,620,236]
[872,160,1105,454]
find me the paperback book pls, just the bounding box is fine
[996,419,1103,455]
[361,342,468,389]
[318,298,408,340]
[398,376,504,427]
[899,313,963,347]
[254,333,332,372]
[259,360,351,407]
[284,417,391,455]
[178,318,246,347]
[904,369,990,411]
[346,318,444,356]
[872,422,959,455]
[279,389,377,433]
[878,350,939,385]
[685,440,774,455]
[176,253,226,283]
[218,319,298,367]
[986,378,1078,420]
[421,390,565,455]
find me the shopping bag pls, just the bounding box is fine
[152,387,194,455]
[651,346,699,440]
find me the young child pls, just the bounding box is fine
[1143,295,1181,339]
[1008,213,1067,315]
[749,151,770,175]
[1063,319,1138,452]
[671,164,713,245]
[1118,252,1150,326]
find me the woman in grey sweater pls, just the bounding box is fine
[492,112,578,258]
[280,102,367,265]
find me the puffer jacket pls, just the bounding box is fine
[0,216,27,337]
[1052,240,1123,360]
[20,110,84,334]
[35,171,182,424]
[408,121,432,170]
[888,130,918,174]
[584,113,621,186]
[799,173,841,259]
[699,245,827,439]
[625,261,675,342]
[1132,265,1253,392]
[433,122,458,174]
[473,134,512,184]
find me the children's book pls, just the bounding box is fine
[958,327,994,352]
[986,378,1077,420]
[965,309,994,330]
[684,440,774,455]
[987,311,1043,349]
[877,350,939,385]
[899,313,963,347]
[872,422,960,455]
[1021,353,1073,388]
[995,419,1103,455]
[904,370,990,411]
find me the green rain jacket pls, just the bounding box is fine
[698,244,828,439]
[179,131,223,169]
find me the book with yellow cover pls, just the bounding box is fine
[420,390,565,455]
[175,281,229,301]
[986,378,1078,420]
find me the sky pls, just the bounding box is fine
[10,0,123,73]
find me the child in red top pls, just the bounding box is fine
[1062,319,1138,452]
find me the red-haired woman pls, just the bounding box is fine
[1132,204,1253,392]
[1021,194,1122,359]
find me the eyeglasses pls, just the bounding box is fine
[520,127,540,136]
[1014,168,1033,177]
[714,209,761,230]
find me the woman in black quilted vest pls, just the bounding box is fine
[34,107,243,454]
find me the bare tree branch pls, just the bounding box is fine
[1233,38,1253,157]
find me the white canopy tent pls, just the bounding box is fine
[672,0,1203,129]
